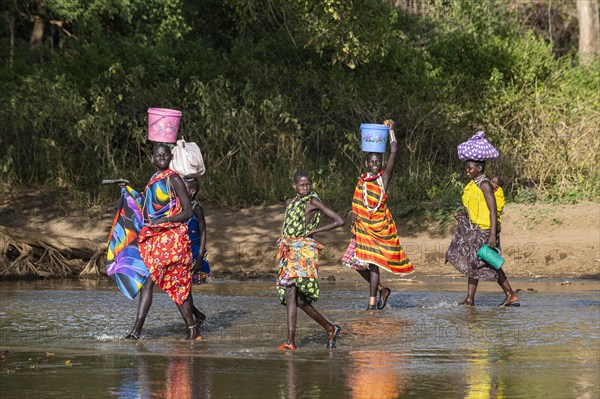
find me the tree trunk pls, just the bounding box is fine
[30,15,44,48]
[576,0,600,65]
[29,1,46,49]
[4,11,15,67]
[388,0,428,16]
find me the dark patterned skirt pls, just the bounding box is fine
[445,215,501,282]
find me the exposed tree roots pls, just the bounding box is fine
[0,226,106,278]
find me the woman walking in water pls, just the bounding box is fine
[445,131,518,307]
[342,119,414,310]
[122,142,201,340]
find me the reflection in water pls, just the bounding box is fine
[573,346,599,399]
[114,348,211,399]
[280,354,297,399]
[343,320,410,399]
[457,310,507,399]
[463,348,505,399]
[115,356,150,398]
[190,356,212,399]
[162,357,192,399]
[346,350,408,399]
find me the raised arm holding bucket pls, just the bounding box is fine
[342,120,414,310]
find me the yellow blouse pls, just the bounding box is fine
[462,180,494,230]
[495,187,506,222]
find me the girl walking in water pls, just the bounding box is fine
[276,169,344,350]
[342,119,414,310]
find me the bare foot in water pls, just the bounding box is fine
[459,299,475,306]
[498,294,519,307]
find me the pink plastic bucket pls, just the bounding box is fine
[147,108,182,143]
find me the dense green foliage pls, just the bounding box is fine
[1,0,598,211]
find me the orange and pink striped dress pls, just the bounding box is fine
[342,174,414,275]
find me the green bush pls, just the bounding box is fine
[1,0,598,211]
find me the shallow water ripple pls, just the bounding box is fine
[0,279,598,398]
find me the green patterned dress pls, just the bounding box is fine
[276,192,323,304]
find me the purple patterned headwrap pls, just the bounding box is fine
[457,130,499,161]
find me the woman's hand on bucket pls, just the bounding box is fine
[486,234,497,248]
[384,119,397,150]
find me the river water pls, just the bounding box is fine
[0,278,598,398]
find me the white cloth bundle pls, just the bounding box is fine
[170,139,205,177]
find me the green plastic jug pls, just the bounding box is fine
[477,245,504,269]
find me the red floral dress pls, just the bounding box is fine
[138,169,192,305]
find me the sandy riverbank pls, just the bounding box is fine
[1,191,598,280]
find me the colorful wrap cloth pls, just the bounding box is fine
[106,189,148,300]
[457,130,499,161]
[187,201,211,285]
[276,237,324,304]
[134,169,193,305]
[445,214,502,281]
[282,192,321,238]
[276,192,323,304]
[342,174,414,274]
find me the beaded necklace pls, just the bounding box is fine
[361,170,384,182]
[473,174,487,186]
[361,171,385,213]
[470,174,488,208]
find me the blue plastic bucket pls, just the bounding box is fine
[360,124,389,153]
